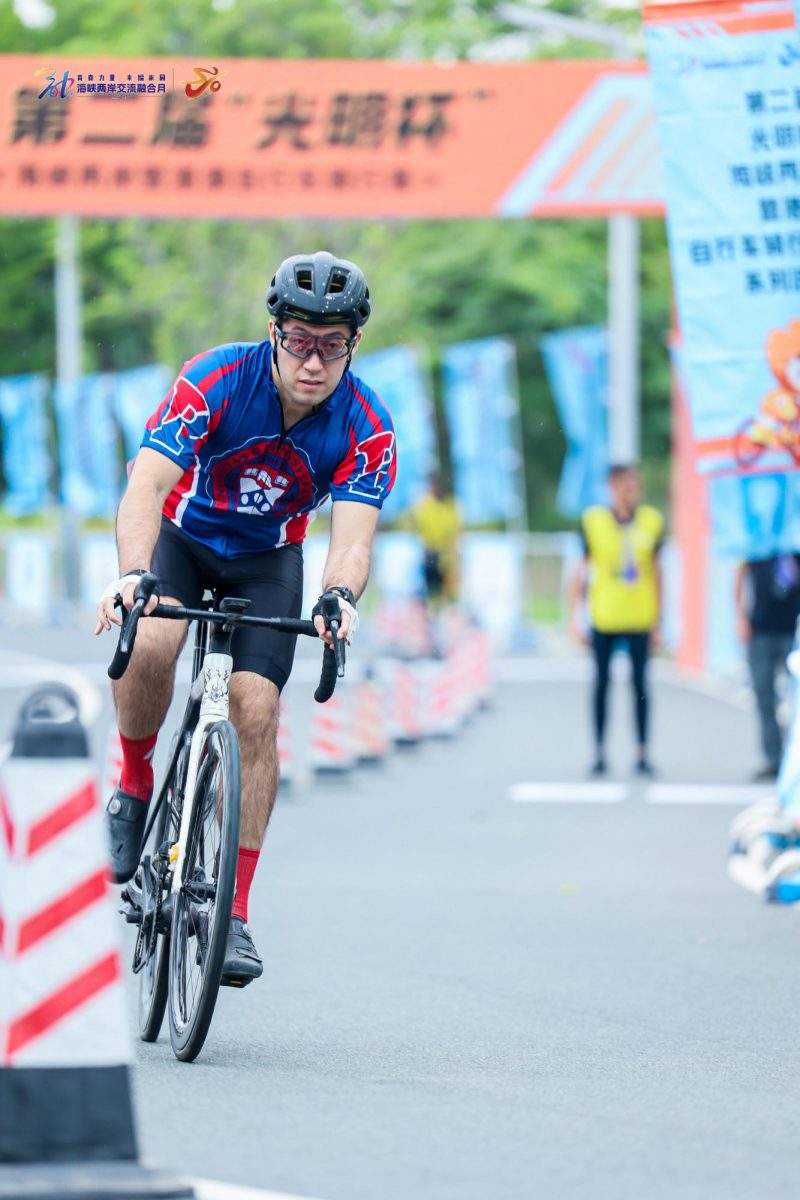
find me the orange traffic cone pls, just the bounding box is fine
[309,690,356,773]
[390,664,424,745]
[353,671,390,763]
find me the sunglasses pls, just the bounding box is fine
[276,327,356,362]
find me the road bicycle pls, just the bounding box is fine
[108,572,344,1062]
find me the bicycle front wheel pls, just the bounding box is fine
[138,737,187,1043]
[168,720,241,1062]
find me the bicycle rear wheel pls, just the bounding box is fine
[138,738,187,1043]
[168,720,240,1062]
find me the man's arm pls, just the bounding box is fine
[314,501,381,641]
[95,448,183,632]
[116,448,184,574]
[567,555,589,644]
[735,561,751,643]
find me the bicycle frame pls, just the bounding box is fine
[169,636,233,895]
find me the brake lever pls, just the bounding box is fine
[328,619,347,677]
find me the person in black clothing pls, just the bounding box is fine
[735,553,800,780]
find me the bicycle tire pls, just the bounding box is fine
[138,740,187,1043]
[168,720,240,1062]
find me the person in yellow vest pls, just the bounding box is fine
[410,477,463,609]
[568,464,665,776]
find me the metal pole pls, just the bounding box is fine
[55,215,82,603]
[497,4,642,465]
[608,213,640,464]
[56,216,81,386]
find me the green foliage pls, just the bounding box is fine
[0,0,673,528]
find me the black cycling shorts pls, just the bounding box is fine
[150,518,304,692]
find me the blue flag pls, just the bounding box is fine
[113,364,171,462]
[53,373,119,517]
[355,346,436,516]
[0,374,52,516]
[441,337,525,525]
[540,327,608,517]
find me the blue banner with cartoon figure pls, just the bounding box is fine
[441,337,525,526]
[644,0,800,475]
[0,373,52,516]
[355,345,436,516]
[540,326,608,517]
[53,373,119,517]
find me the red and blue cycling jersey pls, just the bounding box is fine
[141,340,396,558]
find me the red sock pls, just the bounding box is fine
[119,731,158,802]
[232,848,260,923]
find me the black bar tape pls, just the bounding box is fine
[314,644,339,703]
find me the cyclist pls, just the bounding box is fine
[95,251,396,986]
[567,464,664,777]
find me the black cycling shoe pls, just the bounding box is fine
[106,787,150,884]
[220,918,263,988]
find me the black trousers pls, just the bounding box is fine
[591,630,650,749]
[746,631,794,769]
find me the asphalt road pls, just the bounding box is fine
[3,625,799,1200]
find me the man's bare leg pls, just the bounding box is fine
[112,597,188,739]
[221,671,280,983]
[229,671,281,850]
[106,599,187,882]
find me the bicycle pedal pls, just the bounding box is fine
[220,974,251,989]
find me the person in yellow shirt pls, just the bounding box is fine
[568,464,665,776]
[409,477,463,609]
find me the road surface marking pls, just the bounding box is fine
[508,782,627,803]
[192,1180,327,1200]
[508,782,775,806]
[646,784,775,805]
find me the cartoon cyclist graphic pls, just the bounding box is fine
[734,320,800,467]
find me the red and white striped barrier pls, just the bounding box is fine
[424,659,462,738]
[309,690,356,773]
[0,685,188,1196]
[353,674,390,763]
[389,664,424,746]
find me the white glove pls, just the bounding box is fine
[338,597,359,642]
[98,572,150,605]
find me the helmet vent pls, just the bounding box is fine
[328,269,348,294]
[295,267,313,291]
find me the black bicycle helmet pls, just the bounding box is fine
[266,251,371,329]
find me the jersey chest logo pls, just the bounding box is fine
[207,439,314,516]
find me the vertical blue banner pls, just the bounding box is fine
[645,0,800,475]
[113,364,171,462]
[0,374,52,516]
[355,345,436,516]
[53,373,119,517]
[441,337,525,525]
[540,326,608,517]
